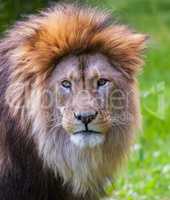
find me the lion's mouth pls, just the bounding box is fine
[70,130,105,149]
[73,130,101,135]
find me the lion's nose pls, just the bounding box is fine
[74,111,98,125]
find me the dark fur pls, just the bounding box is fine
[0,73,89,200]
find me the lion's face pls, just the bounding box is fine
[49,53,130,149]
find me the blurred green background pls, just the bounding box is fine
[0,0,169,199]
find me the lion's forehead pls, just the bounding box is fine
[51,53,119,84]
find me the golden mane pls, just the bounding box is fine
[2,3,147,81]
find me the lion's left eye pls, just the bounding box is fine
[97,78,109,88]
[61,80,72,89]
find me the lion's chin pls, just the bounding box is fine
[70,131,105,149]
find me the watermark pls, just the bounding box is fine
[5,80,167,129]
[141,81,166,120]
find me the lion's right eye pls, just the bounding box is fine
[97,78,109,88]
[61,80,72,89]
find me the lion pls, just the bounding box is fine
[0,3,147,200]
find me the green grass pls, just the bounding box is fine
[85,0,170,199]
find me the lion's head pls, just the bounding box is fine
[2,3,147,197]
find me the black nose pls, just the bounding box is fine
[74,111,98,125]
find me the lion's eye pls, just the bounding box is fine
[97,78,109,88]
[61,80,72,89]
